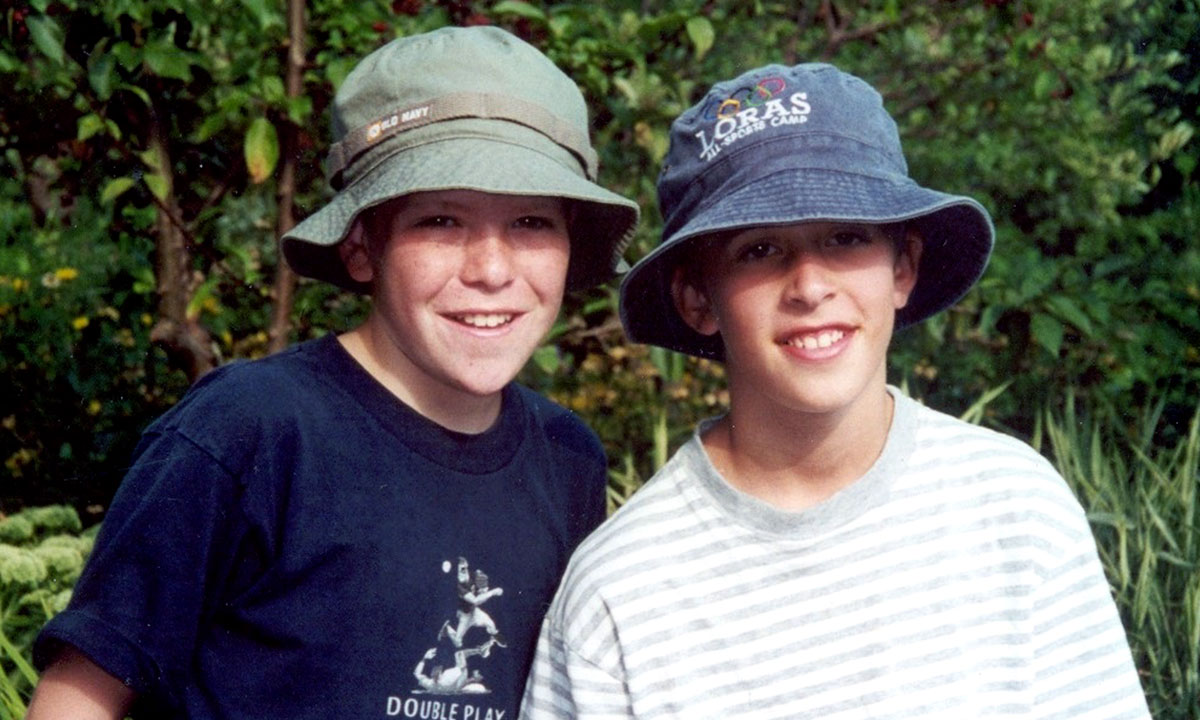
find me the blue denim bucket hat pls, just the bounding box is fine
[620,62,994,359]
[282,26,639,292]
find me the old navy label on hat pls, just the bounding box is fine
[694,75,811,162]
[365,104,432,143]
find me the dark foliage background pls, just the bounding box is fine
[1,0,1196,518]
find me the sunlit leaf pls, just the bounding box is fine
[492,0,547,23]
[531,345,560,374]
[100,177,135,203]
[77,114,106,142]
[143,173,169,202]
[244,117,280,184]
[685,16,715,61]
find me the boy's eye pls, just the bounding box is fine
[413,215,458,228]
[733,241,779,262]
[513,215,558,231]
[827,230,870,247]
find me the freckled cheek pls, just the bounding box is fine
[524,245,571,294]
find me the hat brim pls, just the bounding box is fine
[619,168,994,360]
[282,133,639,292]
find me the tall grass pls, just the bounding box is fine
[1040,397,1200,720]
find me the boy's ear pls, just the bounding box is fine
[671,266,720,336]
[893,228,923,309]
[338,220,374,284]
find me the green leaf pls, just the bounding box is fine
[0,50,21,73]
[111,42,142,72]
[25,15,66,66]
[239,0,284,30]
[491,0,547,23]
[194,113,228,143]
[285,95,314,126]
[77,114,106,142]
[144,173,169,202]
[118,82,152,107]
[88,52,116,101]
[531,345,560,374]
[325,57,358,92]
[244,117,279,184]
[137,148,162,172]
[186,276,220,320]
[1045,295,1096,337]
[143,43,193,82]
[685,16,715,61]
[1030,312,1064,356]
[100,177,136,204]
[258,76,286,104]
[1033,70,1057,100]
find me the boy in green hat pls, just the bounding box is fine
[28,25,637,720]
[521,62,1147,719]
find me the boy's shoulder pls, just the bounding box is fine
[900,392,1060,477]
[152,336,339,430]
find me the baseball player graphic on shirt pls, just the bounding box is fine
[438,557,506,651]
[412,557,506,696]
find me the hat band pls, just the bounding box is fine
[327,92,598,188]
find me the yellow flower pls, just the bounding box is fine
[12,278,28,292]
[55,267,79,281]
[72,316,90,330]
[87,400,102,416]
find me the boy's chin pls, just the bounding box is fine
[448,361,531,398]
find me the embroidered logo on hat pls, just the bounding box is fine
[694,76,812,162]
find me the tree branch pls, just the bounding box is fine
[268,0,306,354]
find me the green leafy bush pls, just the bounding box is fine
[0,505,94,718]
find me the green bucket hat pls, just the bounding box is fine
[281,26,640,292]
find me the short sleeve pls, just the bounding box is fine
[33,429,249,712]
[520,619,633,720]
[1029,511,1150,719]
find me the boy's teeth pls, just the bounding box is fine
[789,329,844,348]
[459,313,512,328]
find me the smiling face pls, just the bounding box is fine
[341,189,570,410]
[672,221,921,424]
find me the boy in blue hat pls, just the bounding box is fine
[521,63,1148,718]
[27,26,638,720]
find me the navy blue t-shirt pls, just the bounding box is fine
[35,335,607,719]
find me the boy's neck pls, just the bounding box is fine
[700,386,895,512]
[337,327,503,434]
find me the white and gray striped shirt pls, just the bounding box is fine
[521,390,1149,719]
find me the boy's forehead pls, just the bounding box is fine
[370,189,569,216]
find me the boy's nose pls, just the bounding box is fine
[461,228,515,289]
[783,254,835,308]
